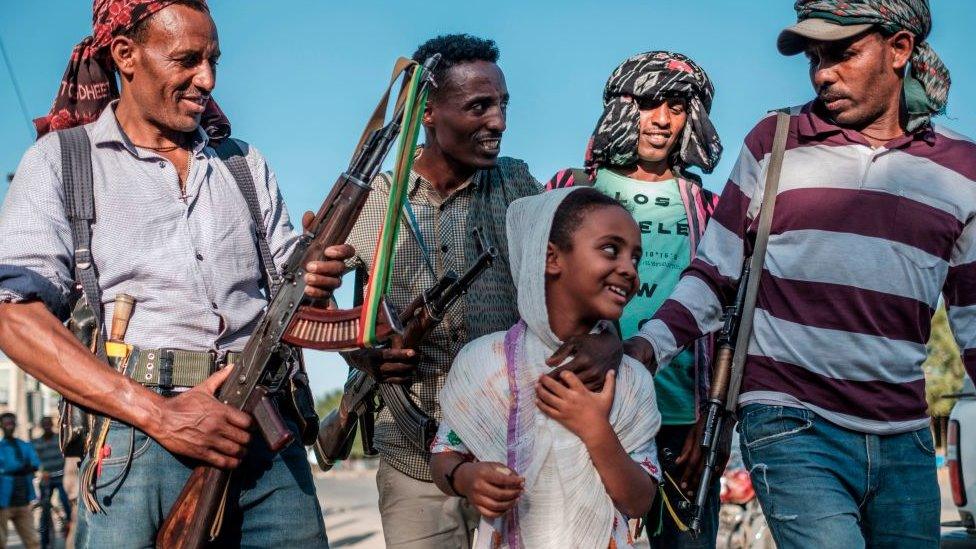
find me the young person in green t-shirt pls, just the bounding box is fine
[546,51,723,549]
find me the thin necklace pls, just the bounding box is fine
[132,142,182,153]
[131,135,188,153]
[857,126,905,142]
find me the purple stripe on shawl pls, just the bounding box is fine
[503,321,526,549]
[678,182,699,262]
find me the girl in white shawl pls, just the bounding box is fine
[431,187,662,548]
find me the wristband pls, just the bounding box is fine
[445,460,470,498]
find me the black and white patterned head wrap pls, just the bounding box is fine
[586,51,722,175]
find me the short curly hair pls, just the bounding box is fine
[412,34,500,96]
[549,188,630,251]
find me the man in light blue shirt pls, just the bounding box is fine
[0,413,39,549]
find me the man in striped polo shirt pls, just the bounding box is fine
[626,1,975,546]
[31,417,70,546]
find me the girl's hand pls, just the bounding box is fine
[536,370,616,443]
[454,462,525,519]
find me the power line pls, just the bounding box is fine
[0,34,35,141]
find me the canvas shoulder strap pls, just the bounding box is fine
[58,127,107,360]
[214,138,283,297]
[726,110,791,408]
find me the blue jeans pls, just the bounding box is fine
[75,420,328,548]
[738,404,940,549]
[38,478,71,547]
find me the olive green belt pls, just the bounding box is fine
[129,349,241,388]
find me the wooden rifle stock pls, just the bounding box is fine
[155,466,230,549]
[313,369,377,471]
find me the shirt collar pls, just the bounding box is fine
[797,100,937,148]
[89,100,210,157]
[407,168,479,198]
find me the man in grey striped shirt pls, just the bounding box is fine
[627,1,974,547]
[0,1,349,546]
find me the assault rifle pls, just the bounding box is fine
[687,259,749,536]
[687,110,790,538]
[314,229,498,470]
[156,55,440,549]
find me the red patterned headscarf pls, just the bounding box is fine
[34,0,230,140]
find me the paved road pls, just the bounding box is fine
[315,464,966,549]
[317,466,384,549]
[0,462,966,548]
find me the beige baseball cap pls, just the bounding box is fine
[777,18,874,55]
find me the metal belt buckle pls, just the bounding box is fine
[211,349,230,371]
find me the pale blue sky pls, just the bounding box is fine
[2,1,974,395]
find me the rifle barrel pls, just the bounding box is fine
[689,415,722,537]
[431,246,497,317]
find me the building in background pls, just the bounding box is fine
[0,352,59,439]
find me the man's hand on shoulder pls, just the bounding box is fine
[623,336,658,374]
[146,366,252,469]
[545,330,622,391]
[301,211,355,300]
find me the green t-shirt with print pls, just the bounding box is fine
[593,168,696,425]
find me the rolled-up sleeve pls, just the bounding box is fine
[0,138,75,319]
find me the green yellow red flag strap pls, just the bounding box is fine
[357,60,428,347]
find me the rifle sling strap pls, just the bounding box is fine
[214,138,283,298]
[58,127,106,361]
[725,111,790,411]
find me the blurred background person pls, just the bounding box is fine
[0,413,39,549]
[31,417,69,548]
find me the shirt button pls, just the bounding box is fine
[211,302,218,310]
[440,244,449,253]
[195,252,204,261]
